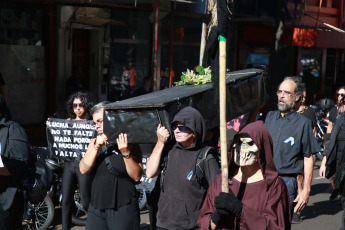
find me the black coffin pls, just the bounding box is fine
[103,68,267,144]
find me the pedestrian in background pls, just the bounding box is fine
[61,91,95,230]
[129,62,137,93]
[294,82,318,222]
[319,99,345,229]
[323,86,345,201]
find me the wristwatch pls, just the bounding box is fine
[122,153,131,159]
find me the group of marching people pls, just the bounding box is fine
[78,77,298,230]
[3,75,345,230]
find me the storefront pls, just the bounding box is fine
[0,3,49,124]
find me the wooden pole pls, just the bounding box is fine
[219,36,229,193]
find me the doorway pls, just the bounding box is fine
[70,29,91,94]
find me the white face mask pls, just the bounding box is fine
[233,134,259,166]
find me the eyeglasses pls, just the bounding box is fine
[276,90,293,97]
[92,119,103,126]
[336,93,345,98]
[171,123,190,132]
[73,103,84,109]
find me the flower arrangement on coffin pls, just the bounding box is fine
[175,66,212,86]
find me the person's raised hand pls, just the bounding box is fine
[157,124,170,144]
[117,133,129,155]
[95,134,108,148]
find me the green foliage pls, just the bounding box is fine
[175,66,212,86]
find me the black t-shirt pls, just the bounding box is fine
[337,123,345,141]
[264,110,320,174]
[329,106,338,124]
[90,144,136,209]
[299,106,317,128]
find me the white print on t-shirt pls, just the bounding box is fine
[284,137,295,146]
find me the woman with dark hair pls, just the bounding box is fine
[320,88,345,228]
[321,86,345,201]
[66,91,94,120]
[62,92,95,230]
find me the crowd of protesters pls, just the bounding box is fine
[1,73,345,230]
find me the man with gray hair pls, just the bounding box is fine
[263,76,319,224]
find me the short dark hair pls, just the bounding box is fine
[301,82,306,92]
[91,101,111,115]
[282,76,304,99]
[66,92,95,120]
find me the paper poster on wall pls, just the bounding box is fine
[46,118,97,161]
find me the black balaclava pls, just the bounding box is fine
[171,106,206,148]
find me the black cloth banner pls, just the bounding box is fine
[46,118,97,162]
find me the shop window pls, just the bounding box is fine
[161,14,202,84]
[0,7,42,45]
[0,4,46,124]
[108,8,151,101]
[300,47,322,93]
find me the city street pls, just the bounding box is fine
[35,160,343,230]
[291,160,342,230]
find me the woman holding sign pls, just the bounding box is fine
[79,101,143,230]
[61,92,95,230]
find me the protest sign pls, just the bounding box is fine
[135,153,158,194]
[46,118,97,161]
[135,144,158,194]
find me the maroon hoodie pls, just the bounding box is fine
[197,121,291,230]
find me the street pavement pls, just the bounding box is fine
[32,160,343,230]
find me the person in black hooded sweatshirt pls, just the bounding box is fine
[146,106,220,230]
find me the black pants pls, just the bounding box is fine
[146,183,160,230]
[86,197,140,230]
[62,161,92,230]
[0,190,24,230]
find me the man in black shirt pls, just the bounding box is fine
[264,76,319,224]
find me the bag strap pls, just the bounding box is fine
[105,157,122,177]
[159,151,169,192]
[102,145,124,178]
[195,146,213,188]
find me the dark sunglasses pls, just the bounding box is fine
[336,93,345,98]
[171,123,190,132]
[73,103,84,109]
